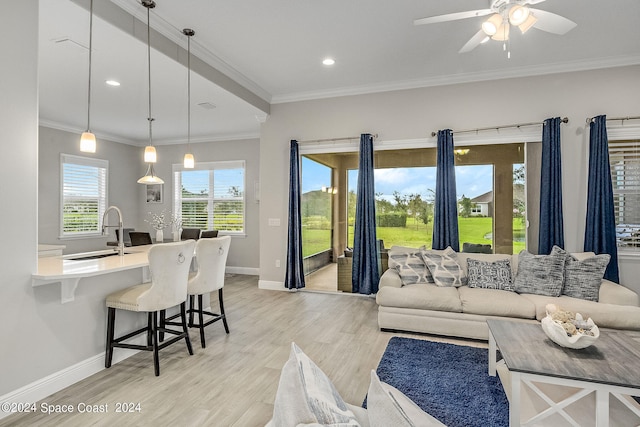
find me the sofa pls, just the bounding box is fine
[376,246,640,340]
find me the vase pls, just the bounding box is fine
[156,229,164,243]
[173,229,181,242]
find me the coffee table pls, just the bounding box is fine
[487,319,640,427]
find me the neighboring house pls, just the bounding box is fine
[468,184,525,218]
[469,191,493,217]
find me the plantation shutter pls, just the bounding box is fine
[609,139,640,248]
[60,154,108,237]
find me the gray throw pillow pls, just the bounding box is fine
[467,258,514,291]
[389,250,434,286]
[421,247,466,287]
[562,254,610,301]
[513,246,566,297]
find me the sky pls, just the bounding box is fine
[301,157,494,202]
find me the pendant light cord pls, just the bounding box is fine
[146,2,154,146]
[187,34,191,149]
[86,0,93,132]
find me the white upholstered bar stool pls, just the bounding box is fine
[168,236,231,348]
[105,240,196,376]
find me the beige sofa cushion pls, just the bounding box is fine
[458,286,536,319]
[376,283,462,313]
[522,293,640,330]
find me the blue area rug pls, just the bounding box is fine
[372,337,509,427]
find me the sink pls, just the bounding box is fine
[64,250,135,261]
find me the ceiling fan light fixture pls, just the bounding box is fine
[491,22,510,41]
[482,13,502,36]
[508,5,530,26]
[518,13,538,34]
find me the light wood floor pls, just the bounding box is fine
[304,263,338,292]
[0,275,484,427]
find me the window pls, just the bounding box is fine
[300,157,333,257]
[173,161,245,233]
[60,154,108,237]
[609,139,640,249]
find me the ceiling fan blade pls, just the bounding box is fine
[530,9,577,35]
[459,30,488,53]
[526,0,546,4]
[414,9,492,26]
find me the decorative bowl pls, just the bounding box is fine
[541,313,599,349]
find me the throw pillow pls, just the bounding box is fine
[562,254,610,301]
[388,250,434,286]
[467,258,514,291]
[513,245,567,297]
[421,247,466,287]
[462,242,492,254]
[367,370,445,427]
[271,343,361,426]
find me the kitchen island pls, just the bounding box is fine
[32,246,153,303]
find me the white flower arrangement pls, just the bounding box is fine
[145,211,168,231]
[169,213,183,231]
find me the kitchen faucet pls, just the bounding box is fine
[102,206,125,256]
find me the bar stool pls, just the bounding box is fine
[166,236,231,348]
[104,240,196,376]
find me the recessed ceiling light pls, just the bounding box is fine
[105,80,120,87]
[322,58,335,66]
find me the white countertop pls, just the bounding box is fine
[32,246,154,303]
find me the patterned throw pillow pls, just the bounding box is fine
[389,250,434,286]
[562,254,610,301]
[421,247,466,287]
[467,258,514,291]
[513,246,566,297]
[271,343,360,426]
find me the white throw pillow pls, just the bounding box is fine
[271,343,361,426]
[421,247,466,287]
[367,371,445,427]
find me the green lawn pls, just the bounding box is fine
[302,216,526,256]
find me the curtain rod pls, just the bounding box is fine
[585,115,640,124]
[297,133,378,144]
[430,117,569,138]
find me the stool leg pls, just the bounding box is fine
[105,307,116,368]
[151,311,160,376]
[180,302,194,355]
[198,294,206,348]
[159,310,166,342]
[188,295,195,327]
[219,288,230,334]
[147,312,153,348]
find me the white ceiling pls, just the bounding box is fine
[38,0,640,145]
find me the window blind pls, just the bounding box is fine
[173,161,245,233]
[610,139,640,249]
[60,154,108,237]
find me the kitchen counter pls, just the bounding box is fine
[32,246,153,303]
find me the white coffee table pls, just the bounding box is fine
[487,319,640,427]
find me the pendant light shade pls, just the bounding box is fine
[144,145,157,163]
[80,0,96,153]
[183,28,195,169]
[138,0,163,184]
[80,132,96,153]
[137,163,164,184]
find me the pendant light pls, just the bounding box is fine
[80,0,96,153]
[183,28,195,169]
[137,0,164,184]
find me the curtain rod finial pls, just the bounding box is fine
[561,117,569,124]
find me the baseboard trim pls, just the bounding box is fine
[258,280,286,291]
[0,349,139,421]
[226,266,259,276]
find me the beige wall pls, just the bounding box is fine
[260,65,640,293]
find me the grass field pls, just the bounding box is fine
[302,217,526,257]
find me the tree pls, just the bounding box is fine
[458,194,476,218]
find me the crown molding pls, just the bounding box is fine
[151,132,261,146]
[39,120,138,145]
[271,55,640,104]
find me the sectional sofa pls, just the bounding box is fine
[376,246,640,340]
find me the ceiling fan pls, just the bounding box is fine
[414,0,577,54]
